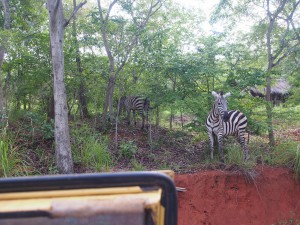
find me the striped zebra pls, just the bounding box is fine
[205,91,249,162]
[124,96,150,129]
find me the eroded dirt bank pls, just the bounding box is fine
[175,166,300,225]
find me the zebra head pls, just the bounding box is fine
[212,91,231,122]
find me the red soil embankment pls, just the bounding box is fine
[175,166,300,225]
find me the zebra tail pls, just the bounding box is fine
[247,130,250,144]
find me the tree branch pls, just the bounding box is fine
[2,0,11,29]
[64,0,87,28]
[105,0,118,22]
[273,42,300,67]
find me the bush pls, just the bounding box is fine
[118,140,138,159]
[226,143,244,165]
[71,123,112,171]
[270,141,300,179]
[0,128,30,177]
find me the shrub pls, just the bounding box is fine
[226,143,244,165]
[118,140,138,159]
[0,128,31,177]
[270,141,300,179]
[70,123,112,171]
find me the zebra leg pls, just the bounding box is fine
[238,133,249,161]
[133,110,136,126]
[141,113,145,130]
[217,134,224,162]
[145,110,149,129]
[127,109,131,126]
[208,131,215,160]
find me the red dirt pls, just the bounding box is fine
[175,166,300,225]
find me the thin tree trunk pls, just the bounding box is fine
[73,0,88,119]
[0,0,11,117]
[101,74,116,129]
[169,111,173,130]
[265,0,279,147]
[47,0,73,174]
[0,50,5,114]
[265,73,275,147]
[4,69,11,108]
[156,106,159,126]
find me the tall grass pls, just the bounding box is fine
[0,127,30,177]
[0,139,9,177]
[71,123,112,171]
[226,143,244,165]
[269,141,300,179]
[294,145,300,180]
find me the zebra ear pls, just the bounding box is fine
[224,92,231,98]
[212,91,218,98]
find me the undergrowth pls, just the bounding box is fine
[0,103,299,177]
[70,122,112,172]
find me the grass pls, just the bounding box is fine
[0,101,299,176]
[118,140,138,159]
[266,140,300,180]
[0,127,32,177]
[70,122,112,172]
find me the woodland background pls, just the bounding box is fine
[0,0,300,176]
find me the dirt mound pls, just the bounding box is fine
[175,166,300,225]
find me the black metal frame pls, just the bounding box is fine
[0,171,178,225]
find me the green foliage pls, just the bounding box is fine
[0,128,30,177]
[295,146,300,180]
[9,110,54,140]
[273,105,300,128]
[82,136,112,171]
[224,141,255,170]
[131,159,146,171]
[269,141,300,178]
[0,139,9,177]
[226,143,244,165]
[118,140,138,159]
[71,123,112,171]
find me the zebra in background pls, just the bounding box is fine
[122,96,150,129]
[205,91,249,162]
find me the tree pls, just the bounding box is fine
[46,0,86,174]
[265,0,300,146]
[96,0,163,129]
[0,0,10,118]
[211,0,300,146]
[72,0,89,118]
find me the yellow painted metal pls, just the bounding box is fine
[0,170,175,225]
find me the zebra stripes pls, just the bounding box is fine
[124,96,150,129]
[205,91,249,162]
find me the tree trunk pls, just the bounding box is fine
[101,74,116,129]
[47,0,73,174]
[156,106,160,126]
[0,0,11,117]
[73,0,88,119]
[169,111,173,130]
[265,73,275,147]
[48,88,55,120]
[0,50,5,114]
[266,1,276,147]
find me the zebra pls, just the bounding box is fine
[123,96,150,129]
[205,91,249,162]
